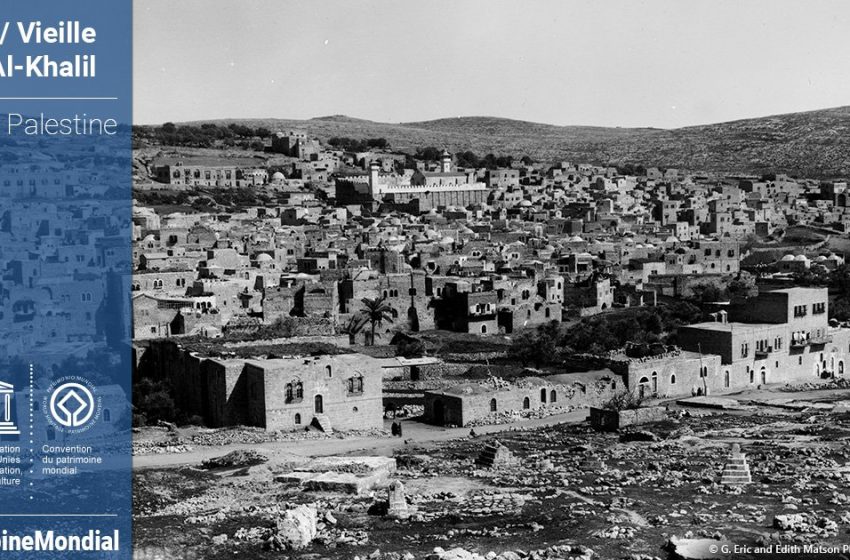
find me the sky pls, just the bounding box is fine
[134,0,850,128]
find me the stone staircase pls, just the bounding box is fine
[311,415,333,434]
[475,442,518,469]
[719,443,752,485]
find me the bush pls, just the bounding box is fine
[603,390,645,411]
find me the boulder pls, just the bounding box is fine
[270,505,318,550]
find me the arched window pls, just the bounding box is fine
[481,324,487,334]
[670,374,677,385]
[285,383,293,402]
[294,413,301,425]
[489,398,497,412]
[550,390,557,403]
[540,388,547,403]
[325,365,332,378]
[523,397,530,409]
[750,370,755,384]
[295,382,303,399]
[347,376,364,394]
[724,370,730,388]
[840,361,845,375]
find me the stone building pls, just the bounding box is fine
[243,354,383,432]
[335,152,489,207]
[136,340,385,432]
[423,370,621,426]
[678,287,850,389]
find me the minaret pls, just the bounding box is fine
[440,150,452,174]
[369,160,380,198]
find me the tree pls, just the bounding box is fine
[360,296,394,346]
[727,271,758,299]
[415,146,442,161]
[510,322,559,367]
[340,314,368,345]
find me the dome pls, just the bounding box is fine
[439,236,455,245]
[794,255,808,261]
[271,171,285,181]
[256,253,273,262]
[519,200,533,207]
[781,254,796,261]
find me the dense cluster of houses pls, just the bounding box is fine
[128,130,850,429]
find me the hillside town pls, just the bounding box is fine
[124,127,850,559]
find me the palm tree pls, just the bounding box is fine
[360,296,394,346]
[340,314,368,345]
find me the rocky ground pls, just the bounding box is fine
[133,401,850,560]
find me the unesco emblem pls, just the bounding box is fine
[44,377,102,433]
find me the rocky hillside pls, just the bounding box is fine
[182,106,850,177]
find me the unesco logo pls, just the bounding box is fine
[44,377,102,433]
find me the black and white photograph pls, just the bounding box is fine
[130,2,850,559]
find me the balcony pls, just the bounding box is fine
[809,334,833,345]
[755,346,772,359]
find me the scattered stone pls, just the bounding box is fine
[619,430,659,442]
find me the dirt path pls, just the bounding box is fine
[133,384,850,471]
[133,408,591,470]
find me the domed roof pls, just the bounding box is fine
[439,236,455,245]
[794,254,808,261]
[272,171,285,180]
[519,200,533,207]
[781,254,796,261]
[256,253,273,262]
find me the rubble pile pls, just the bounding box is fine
[773,512,839,537]
[201,449,269,469]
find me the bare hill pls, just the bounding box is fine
[179,106,850,177]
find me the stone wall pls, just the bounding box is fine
[589,406,667,431]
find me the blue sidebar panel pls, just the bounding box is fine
[0,1,132,558]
